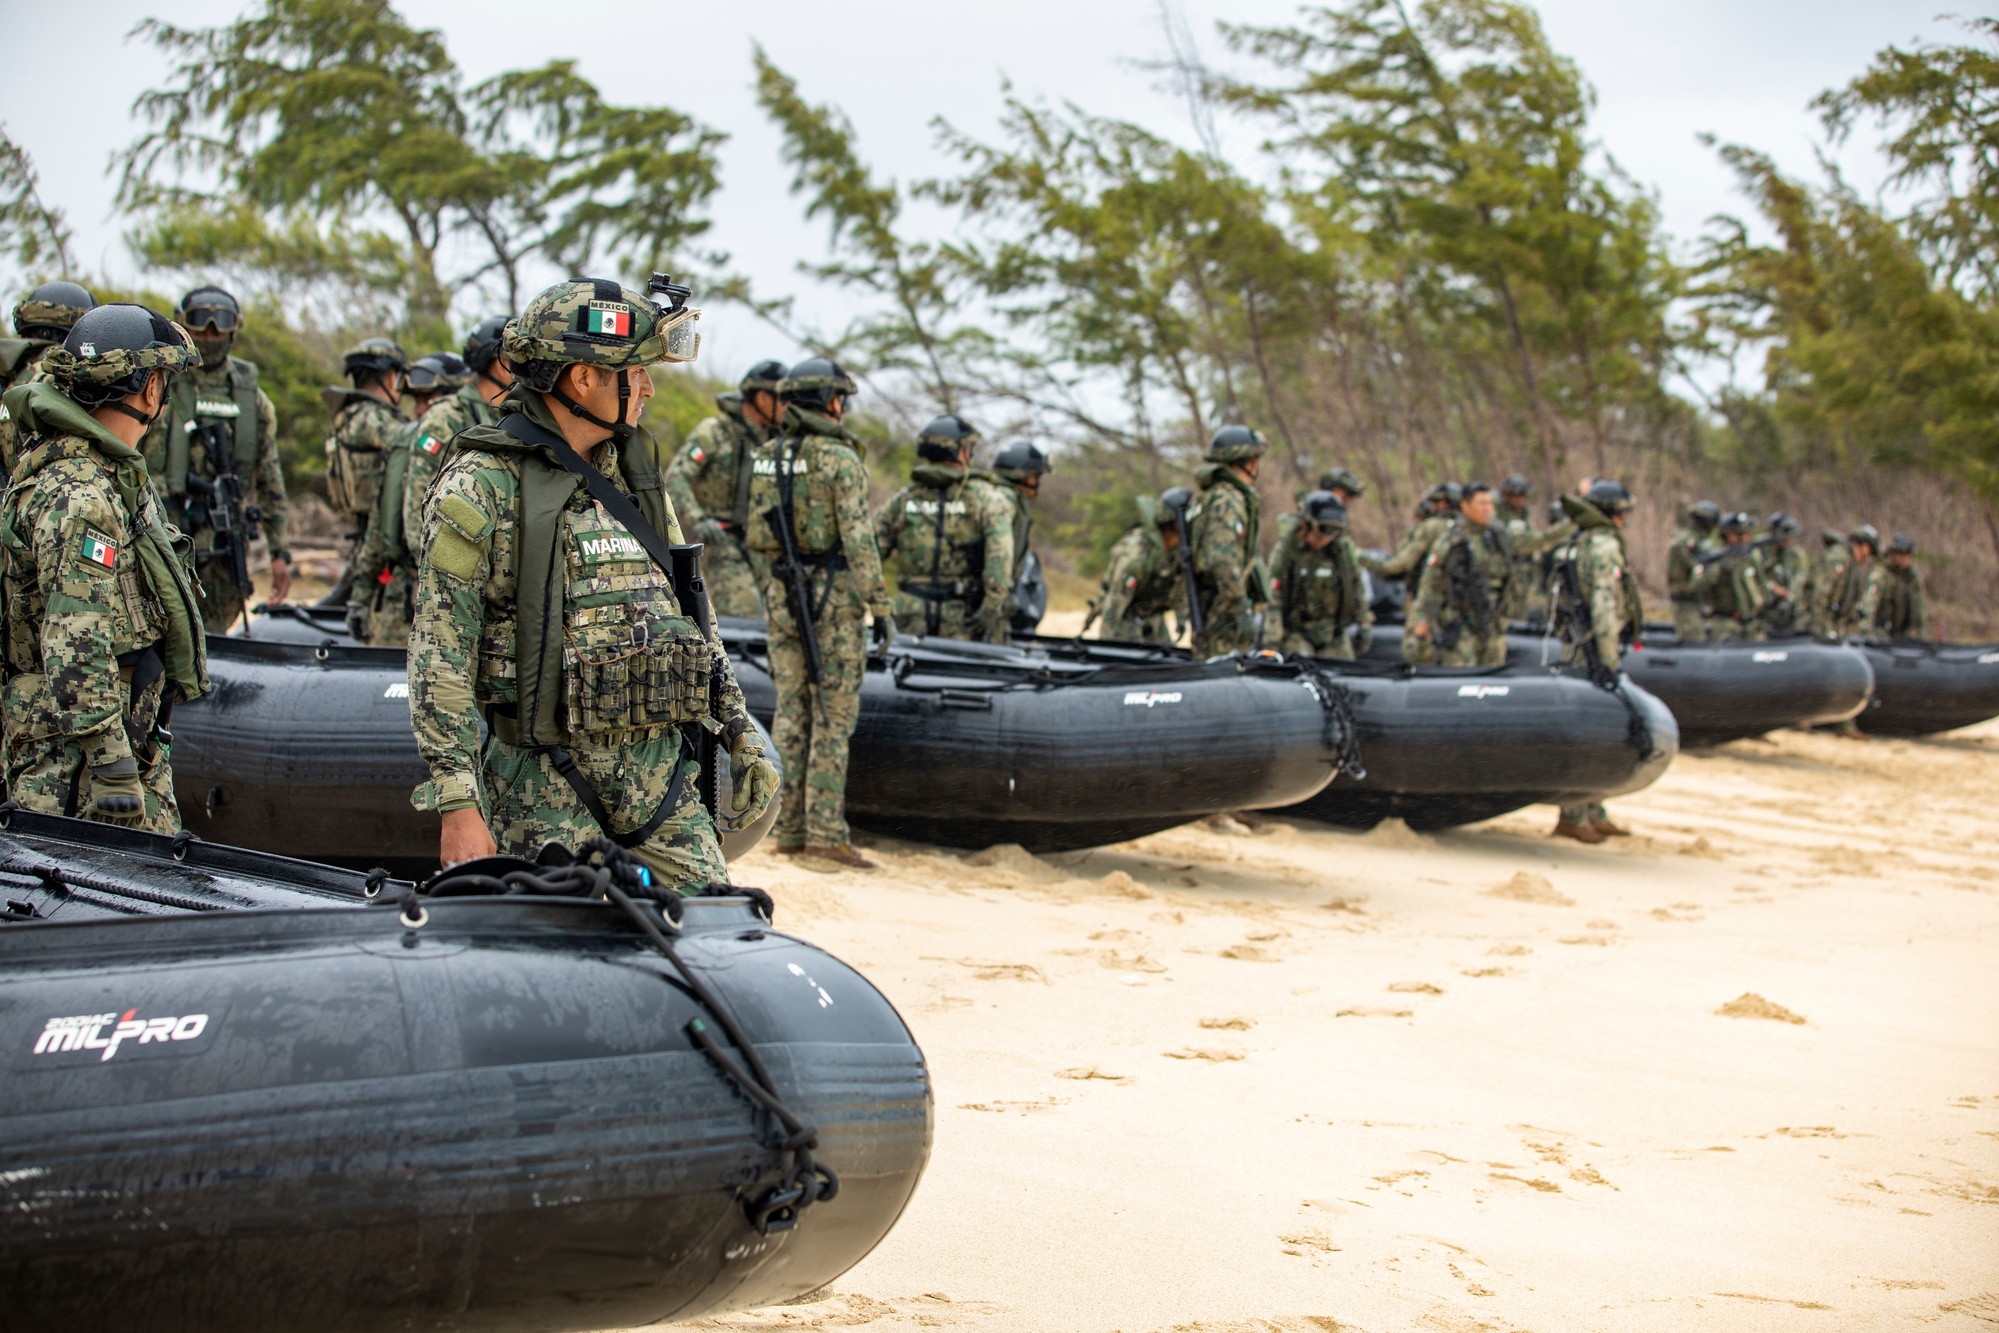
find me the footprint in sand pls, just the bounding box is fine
[1055,1066,1132,1083]
[1486,871,1574,906]
[1199,1017,1256,1030]
[1164,1048,1245,1062]
[1336,1006,1413,1018]
[1387,981,1444,994]
[1718,992,1807,1024]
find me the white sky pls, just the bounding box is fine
[4,0,1985,385]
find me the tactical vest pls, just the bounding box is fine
[162,358,261,498]
[323,389,398,517]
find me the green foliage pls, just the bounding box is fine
[120,0,724,324]
[0,128,76,281]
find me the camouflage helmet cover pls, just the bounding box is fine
[1206,424,1266,462]
[1301,489,1350,532]
[343,337,411,380]
[917,413,982,461]
[46,304,198,395]
[778,356,858,404]
[407,351,473,394]
[503,277,701,388]
[1586,479,1635,515]
[1319,466,1367,496]
[1424,481,1464,508]
[740,358,788,394]
[992,438,1053,480]
[13,280,97,338]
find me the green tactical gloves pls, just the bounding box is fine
[88,756,147,820]
[727,733,779,823]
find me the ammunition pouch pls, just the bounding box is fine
[562,614,715,738]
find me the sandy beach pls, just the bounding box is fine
[675,718,1999,1332]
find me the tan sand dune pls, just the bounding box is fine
[675,720,1999,1332]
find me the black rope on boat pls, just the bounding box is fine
[1288,657,1368,781]
[420,839,832,1234]
[362,867,391,900]
[170,829,198,861]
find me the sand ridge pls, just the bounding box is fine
[680,721,1999,1332]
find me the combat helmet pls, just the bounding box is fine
[1206,425,1266,463]
[1767,511,1801,539]
[505,275,703,437]
[1157,485,1195,525]
[917,413,981,463]
[46,304,198,412]
[1719,510,1753,536]
[1301,489,1349,535]
[177,286,244,370]
[992,439,1052,481]
[1850,524,1881,551]
[778,357,858,411]
[740,358,788,395]
[1319,466,1366,497]
[407,352,473,396]
[1586,479,1635,516]
[14,280,96,341]
[1501,474,1531,497]
[1888,533,1916,555]
[1424,481,1463,511]
[1687,499,1721,529]
[461,315,511,374]
[343,337,410,384]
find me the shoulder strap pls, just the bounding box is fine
[497,413,678,578]
[228,358,261,469]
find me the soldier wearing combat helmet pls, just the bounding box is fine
[983,438,1052,631]
[402,316,514,564]
[1374,482,1460,663]
[323,336,410,629]
[745,356,892,870]
[1667,500,1722,640]
[1408,480,1513,665]
[1870,533,1926,640]
[875,413,1015,643]
[407,277,777,889]
[1693,511,1770,641]
[1090,491,1189,645]
[1184,425,1270,656]
[351,352,472,645]
[0,281,98,475]
[1,304,209,831]
[665,358,788,619]
[1813,524,1881,638]
[1273,489,1371,660]
[1548,480,1645,844]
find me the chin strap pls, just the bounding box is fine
[552,371,636,443]
[101,399,159,429]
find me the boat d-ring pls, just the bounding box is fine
[399,903,428,929]
[314,640,333,662]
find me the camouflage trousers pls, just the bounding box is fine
[1100,612,1176,647]
[1279,624,1356,661]
[1400,629,1439,666]
[194,557,252,633]
[705,533,766,620]
[1431,626,1508,667]
[480,728,726,894]
[1194,604,1257,657]
[890,588,1004,644]
[1707,617,1763,643]
[763,585,867,849]
[6,729,179,834]
[1504,562,1550,624]
[1671,599,1708,642]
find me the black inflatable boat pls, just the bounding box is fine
[728,622,1351,851]
[175,626,780,877]
[1256,657,1677,830]
[1363,624,1874,746]
[1855,639,1999,736]
[220,610,1349,856]
[0,808,930,1333]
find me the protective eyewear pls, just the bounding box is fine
[181,305,240,333]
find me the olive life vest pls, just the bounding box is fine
[161,358,261,498]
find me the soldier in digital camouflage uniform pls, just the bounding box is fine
[325,338,409,638]
[875,413,1015,643]
[1273,489,1371,660]
[1,305,208,832]
[1812,524,1881,638]
[1187,425,1269,656]
[408,278,776,888]
[351,352,466,646]
[745,357,891,871]
[664,358,786,619]
[1871,533,1927,639]
[1,282,97,478]
[982,438,1051,631]
[141,286,293,632]
[1374,483,1459,663]
[1550,480,1645,844]
[1667,500,1721,641]
[1693,511,1769,641]
[1753,512,1809,632]
[1496,474,1565,625]
[402,315,511,565]
[1090,492,1186,645]
[1321,467,1366,510]
[1408,480,1513,665]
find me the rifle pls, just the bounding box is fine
[762,435,825,690]
[1440,531,1496,650]
[184,421,262,634]
[668,543,724,824]
[1553,545,1657,760]
[1161,487,1205,646]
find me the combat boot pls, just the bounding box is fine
[1552,820,1606,845]
[1592,817,1632,837]
[797,844,879,871]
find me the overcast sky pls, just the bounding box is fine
[4,0,1986,381]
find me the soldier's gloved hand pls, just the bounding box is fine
[692,516,730,548]
[346,600,370,640]
[88,757,147,821]
[727,738,779,823]
[872,612,897,650]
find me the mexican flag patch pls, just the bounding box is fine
[80,529,117,570]
[418,433,442,455]
[586,303,632,337]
